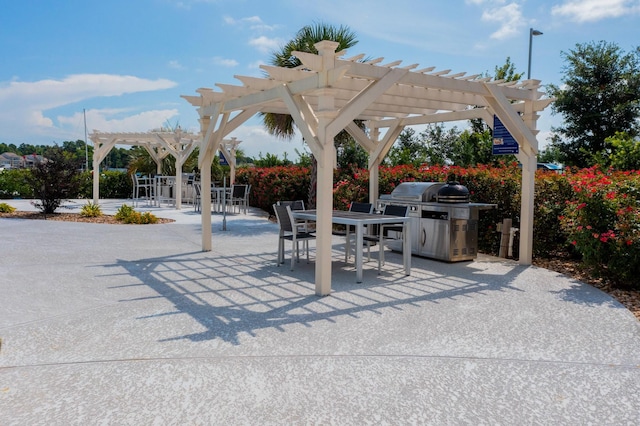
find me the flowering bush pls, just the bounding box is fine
[560,167,640,288]
[237,166,310,214]
[236,163,640,289]
[533,170,575,257]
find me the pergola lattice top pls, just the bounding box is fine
[183,41,550,166]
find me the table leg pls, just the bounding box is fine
[403,221,411,275]
[355,223,364,283]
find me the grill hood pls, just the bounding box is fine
[389,182,445,203]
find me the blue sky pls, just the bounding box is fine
[1,0,638,159]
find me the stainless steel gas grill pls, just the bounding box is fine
[377,181,496,262]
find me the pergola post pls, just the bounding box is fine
[519,155,536,264]
[368,126,380,204]
[201,150,213,251]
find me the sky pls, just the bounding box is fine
[1,0,639,160]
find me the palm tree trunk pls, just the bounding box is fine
[308,156,318,209]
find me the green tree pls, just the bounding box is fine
[0,143,19,153]
[548,41,640,167]
[606,132,640,170]
[17,143,45,156]
[385,128,429,166]
[253,152,293,167]
[336,140,368,170]
[537,137,564,164]
[451,129,496,166]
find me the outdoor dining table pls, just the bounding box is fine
[291,209,411,283]
[211,186,231,212]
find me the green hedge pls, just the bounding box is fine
[1,169,133,200]
[0,169,34,199]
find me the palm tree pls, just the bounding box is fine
[261,22,360,207]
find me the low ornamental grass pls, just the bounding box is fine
[80,202,102,218]
[238,163,640,289]
[0,202,16,213]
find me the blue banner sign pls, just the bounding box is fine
[219,152,229,166]
[492,115,519,155]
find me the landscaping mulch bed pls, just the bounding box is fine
[0,210,174,224]
[2,210,638,321]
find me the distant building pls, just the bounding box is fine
[0,152,46,169]
[0,152,22,169]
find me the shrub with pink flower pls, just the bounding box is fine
[560,166,640,288]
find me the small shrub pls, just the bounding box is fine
[114,204,158,224]
[0,202,16,213]
[28,147,82,214]
[115,204,134,221]
[80,202,102,217]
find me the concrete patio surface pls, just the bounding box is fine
[1,199,639,425]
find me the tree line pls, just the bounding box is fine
[0,140,130,170]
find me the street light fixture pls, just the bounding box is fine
[527,28,543,80]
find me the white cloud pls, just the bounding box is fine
[249,36,281,54]
[0,74,178,142]
[212,57,239,67]
[65,108,180,134]
[168,60,185,70]
[223,15,275,31]
[551,0,640,22]
[481,3,525,39]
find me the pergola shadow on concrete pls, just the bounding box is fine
[89,129,200,209]
[183,40,552,296]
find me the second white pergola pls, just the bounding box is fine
[89,129,200,209]
[183,40,553,296]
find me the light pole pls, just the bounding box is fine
[527,28,543,79]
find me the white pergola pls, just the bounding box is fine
[183,41,552,296]
[89,129,199,208]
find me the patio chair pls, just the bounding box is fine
[183,174,196,205]
[273,203,316,270]
[229,184,249,214]
[277,200,305,210]
[156,176,176,207]
[343,202,374,262]
[132,174,154,207]
[362,204,408,273]
[193,182,201,212]
[277,200,312,231]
